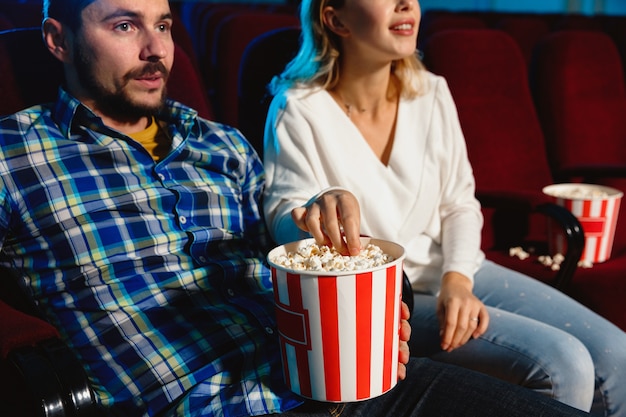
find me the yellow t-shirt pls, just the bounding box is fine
[128,117,170,160]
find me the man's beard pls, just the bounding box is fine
[73,39,169,121]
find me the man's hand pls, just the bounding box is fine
[398,301,411,380]
[291,189,361,255]
[437,271,489,352]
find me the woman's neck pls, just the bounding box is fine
[328,66,400,166]
[330,70,398,119]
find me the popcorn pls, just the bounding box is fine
[512,248,595,270]
[271,242,394,272]
[509,246,530,260]
[537,255,553,266]
[548,186,610,200]
[538,253,564,270]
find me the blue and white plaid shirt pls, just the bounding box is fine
[0,89,302,416]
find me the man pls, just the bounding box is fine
[0,0,590,416]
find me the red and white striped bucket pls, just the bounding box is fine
[268,238,405,402]
[543,184,623,264]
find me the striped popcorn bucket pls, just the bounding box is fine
[268,238,405,402]
[543,184,623,263]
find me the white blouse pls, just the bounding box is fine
[263,72,485,294]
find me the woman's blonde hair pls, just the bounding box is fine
[269,0,426,98]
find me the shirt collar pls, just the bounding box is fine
[51,87,200,141]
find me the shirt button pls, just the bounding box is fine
[179,215,187,224]
[158,173,165,181]
[265,327,274,335]
[198,256,207,263]
[227,288,235,297]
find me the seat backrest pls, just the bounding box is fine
[603,16,626,80]
[0,2,41,27]
[418,11,487,50]
[531,30,626,254]
[170,7,202,74]
[0,13,13,31]
[177,1,219,53]
[238,26,301,159]
[0,27,214,120]
[210,11,300,127]
[494,15,550,65]
[552,13,604,32]
[195,4,254,89]
[0,28,62,116]
[170,43,215,120]
[422,29,556,250]
[422,29,553,193]
[531,30,626,178]
[199,4,256,54]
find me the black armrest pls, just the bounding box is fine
[38,338,97,416]
[477,190,585,289]
[0,267,98,417]
[7,339,98,416]
[535,203,585,288]
[7,342,67,417]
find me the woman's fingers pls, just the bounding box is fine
[439,301,487,352]
[473,305,490,339]
[291,190,361,255]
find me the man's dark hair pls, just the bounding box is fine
[43,0,96,31]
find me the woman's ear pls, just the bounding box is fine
[42,18,72,63]
[322,6,350,37]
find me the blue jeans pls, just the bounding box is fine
[409,260,626,417]
[269,358,589,416]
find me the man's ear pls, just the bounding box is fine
[42,18,72,63]
[322,6,349,37]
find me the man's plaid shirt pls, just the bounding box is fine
[0,89,301,416]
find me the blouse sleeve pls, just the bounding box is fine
[262,90,331,244]
[434,78,484,280]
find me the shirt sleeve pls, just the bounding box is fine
[263,91,330,244]
[434,79,484,282]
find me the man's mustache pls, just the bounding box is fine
[126,62,170,82]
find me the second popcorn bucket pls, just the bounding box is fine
[543,183,623,264]
[268,237,406,402]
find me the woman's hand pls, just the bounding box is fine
[398,301,412,380]
[290,189,362,255]
[437,271,489,352]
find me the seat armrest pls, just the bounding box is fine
[0,299,97,416]
[7,343,68,417]
[0,298,59,358]
[535,203,585,288]
[477,190,585,289]
[38,338,97,416]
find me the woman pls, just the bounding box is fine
[262,0,626,415]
